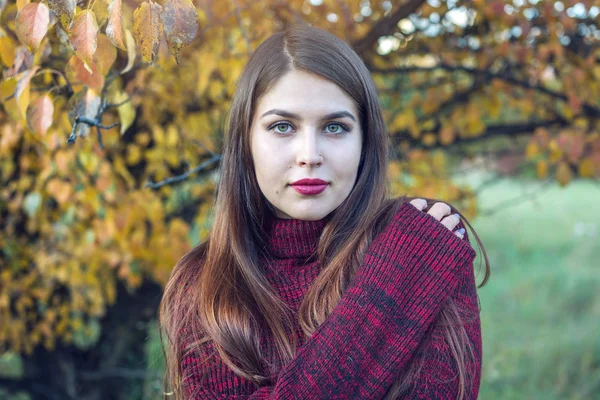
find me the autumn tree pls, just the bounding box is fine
[0,0,598,398]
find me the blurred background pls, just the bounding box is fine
[0,0,599,399]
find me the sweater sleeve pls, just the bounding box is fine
[409,225,482,400]
[182,201,478,399]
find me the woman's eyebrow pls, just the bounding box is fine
[260,109,356,122]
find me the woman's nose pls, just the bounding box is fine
[296,130,323,166]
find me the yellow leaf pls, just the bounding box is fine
[94,34,117,76]
[113,156,135,188]
[487,96,502,119]
[113,91,135,135]
[121,29,136,74]
[548,140,563,163]
[525,141,539,159]
[166,125,179,147]
[465,116,485,136]
[91,0,111,27]
[0,79,22,122]
[0,35,17,67]
[556,162,572,186]
[17,0,31,11]
[46,0,76,30]
[78,151,99,173]
[196,52,217,95]
[133,0,163,65]
[561,102,574,120]
[578,157,595,178]
[536,160,548,179]
[126,144,142,165]
[153,125,166,145]
[422,132,436,147]
[208,80,222,101]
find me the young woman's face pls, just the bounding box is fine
[250,69,363,220]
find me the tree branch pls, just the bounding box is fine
[391,118,569,151]
[352,0,427,55]
[144,154,223,189]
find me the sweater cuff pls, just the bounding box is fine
[393,200,477,262]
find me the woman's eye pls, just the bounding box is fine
[272,123,293,134]
[325,123,348,134]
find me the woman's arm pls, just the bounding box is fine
[182,201,477,399]
[408,234,482,400]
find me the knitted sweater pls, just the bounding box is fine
[181,200,482,399]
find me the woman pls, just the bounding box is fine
[159,24,490,399]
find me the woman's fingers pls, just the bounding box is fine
[409,198,427,211]
[441,213,460,231]
[409,198,466,239]
[427,202,451,221]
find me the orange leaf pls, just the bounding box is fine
[46,178,73,204]
[106,0,126,51]
[162,0,198,64]
[69,10,99,74]
[66,55,104,92]
[15,2,50,50]
[439,125,455,146]
[26,94,54,136]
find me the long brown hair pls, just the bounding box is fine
[158,24,491,399]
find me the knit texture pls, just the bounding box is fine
[181,200,482,399]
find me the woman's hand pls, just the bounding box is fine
[409,198,466,240]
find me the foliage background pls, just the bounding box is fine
[0,0,598,399]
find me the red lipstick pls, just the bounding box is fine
[290,178,329,195]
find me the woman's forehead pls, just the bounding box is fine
[255,71,358,118]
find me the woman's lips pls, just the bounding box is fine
[291,184,328,195]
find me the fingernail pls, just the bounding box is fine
[457,228,465,234]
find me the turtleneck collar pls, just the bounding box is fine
[264,213,331,260]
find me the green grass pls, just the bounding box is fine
[456,172,600,399]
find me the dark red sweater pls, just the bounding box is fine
[181,201,482,398]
